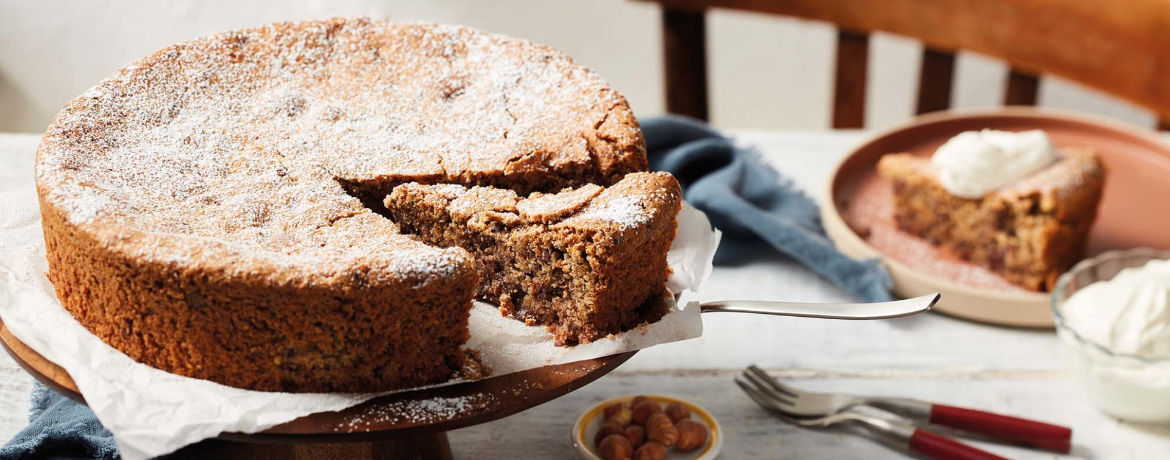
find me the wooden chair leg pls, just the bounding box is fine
[1004,69,1039,106]
[916,47,955,115]
[662,7,709,121]
[832,30,869,129]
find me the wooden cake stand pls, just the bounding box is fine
[0,321,634,460]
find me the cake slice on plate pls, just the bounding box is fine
[386,171,682,345]
[877,130,1105,292]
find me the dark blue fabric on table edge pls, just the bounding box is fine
[0,383,117,460]
[0,115,891,460]
[644,115,892,303]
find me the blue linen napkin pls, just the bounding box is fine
[643,115,892,303]
[0,115,891,460]
[0,383,117,459]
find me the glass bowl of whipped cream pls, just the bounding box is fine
[1051,248,1170,423]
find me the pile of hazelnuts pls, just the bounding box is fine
[594,396,710,460]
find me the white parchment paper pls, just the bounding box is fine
[0,190,720,460]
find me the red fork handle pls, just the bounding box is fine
[930,404,1072,453]
[910,429,1012,460]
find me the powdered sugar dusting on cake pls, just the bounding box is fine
[66,190,111,224]
[390,172,680,235]
[516,183,602,221]
[426,184,473,199]
[561,172,679,231]
[446,187,520,220]
[574,195,651,230]
[1000,148,1101,199]
[384,247,468,284]
[35,19,644,278]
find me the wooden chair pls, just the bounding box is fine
[639,0,1170,129]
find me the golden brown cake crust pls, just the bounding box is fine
[385,172,682,345]
[35,19,649,392]
[877,148,1105,291]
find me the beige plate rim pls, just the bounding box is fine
[820,107,1170,328]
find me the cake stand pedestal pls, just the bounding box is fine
[0,322,634,460]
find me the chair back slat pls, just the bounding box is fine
[832,30,868,129]
[646,0,1170,126]
[1004,70,1039,106]
[916,48,955,115]
[662,9,710,121]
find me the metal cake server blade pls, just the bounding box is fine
[693,293,939,320]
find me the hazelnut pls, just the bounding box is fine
[594,422,625,448]
[623,425,646,449]
[631,401,663,425]
[603,402,633,427]
[598,434,633,460]
[664,402,691,423]
[645,413,678,448]
[630,395,651,407]
[633,441,666,460]
[674,419,710,452]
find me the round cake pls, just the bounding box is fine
[35,18,653,392]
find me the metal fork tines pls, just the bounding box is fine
[734,376,913,440]
[742,365,1073,453]
[736,369,1013,460]
[742,365,929,418]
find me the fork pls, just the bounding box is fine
[736,377,1011,460]
[744,365,1072,453]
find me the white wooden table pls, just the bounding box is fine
[1,131,1168,459]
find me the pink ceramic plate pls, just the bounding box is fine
[822,108,1170,327]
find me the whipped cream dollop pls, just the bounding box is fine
[1062,259,1170,359]
[931,129,1058,198]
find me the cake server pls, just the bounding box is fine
[693,293,939,320]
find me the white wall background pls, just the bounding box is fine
[0,0,1157,133]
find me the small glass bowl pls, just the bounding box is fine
[1051,248,1170,423]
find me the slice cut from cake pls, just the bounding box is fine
[385,171,682,345]
[877,148,1105,291]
